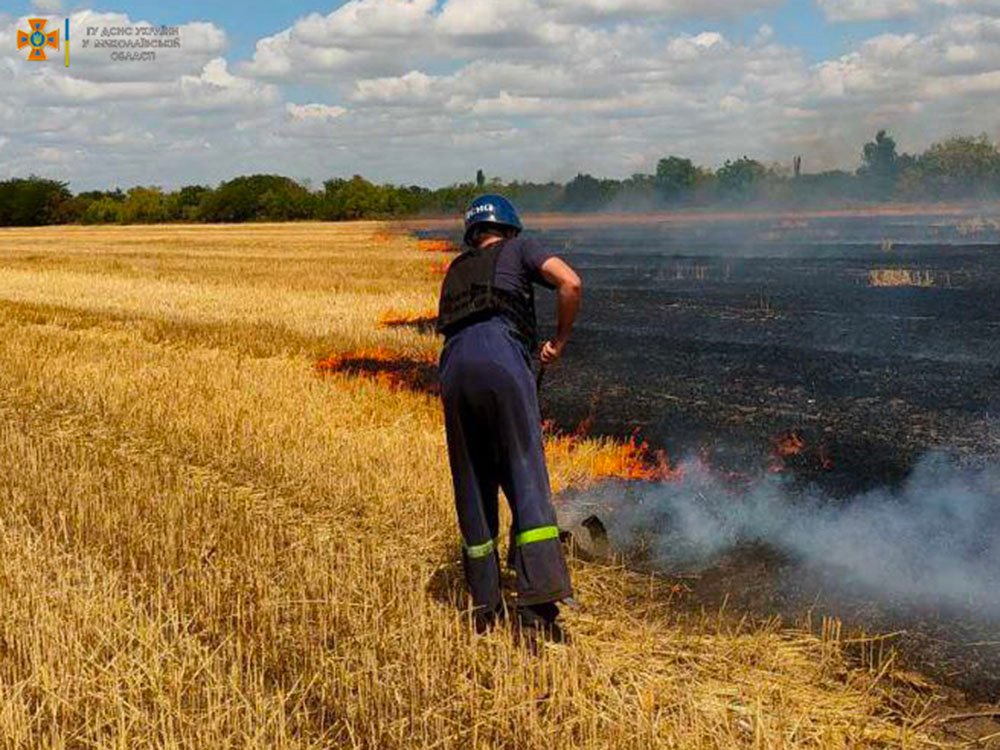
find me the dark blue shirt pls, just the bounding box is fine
[490,235,555,296]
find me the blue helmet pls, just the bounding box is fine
[463,194,523,245]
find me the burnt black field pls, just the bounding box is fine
[530,213,1000,489]
[422,209,1000,699]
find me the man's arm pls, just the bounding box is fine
[538,257,582,365]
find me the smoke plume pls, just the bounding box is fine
[562,453,1000,616]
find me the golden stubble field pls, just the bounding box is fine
[0,223,937,748]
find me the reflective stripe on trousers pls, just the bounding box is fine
[441,318,573,611]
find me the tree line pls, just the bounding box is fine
[2,131,999,227]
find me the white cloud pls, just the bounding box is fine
[298,0,436,41]
[934,0,1000,12]
[242,0,651,82]
[178,59,279,111]
[32,0,64,13]
[352,71,437,104]
[540,0,782,20]
[436,0,553,41]
[286,102,348,120]
[666,31,730,60]
[469,91,548,115]
[244,0,439,79]
[818,0,922,21]
[820,0,1000,21]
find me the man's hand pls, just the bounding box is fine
[539,257,582,368]
[540,339,565,365]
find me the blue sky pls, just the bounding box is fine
[722,0,904,60]
[2,0,999,189]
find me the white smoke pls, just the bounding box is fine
[563,453,1000,614]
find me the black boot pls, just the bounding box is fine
[473,603,505,634]
[515,602,567,645]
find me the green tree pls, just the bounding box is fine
[562,173,614,211]
[655,156,698,201]
[166,185,212,222]
[716,157,767,200]
[859,130,901,198]
[260,185,317,221]
[199,175,314,222]
[426,183,479,214]
[80,197,125,224]
[917,135,1000,198]
[51,195,90,224]
[321,176,385,220]
[0,177,72,226]
[606,173,655,208]
[78,188,125,203]
[121,187,168,224]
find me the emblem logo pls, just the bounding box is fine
[17,18,60,62]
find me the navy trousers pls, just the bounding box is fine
[439,318,573,612]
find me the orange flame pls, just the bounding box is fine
[379,309,438,327]
[429,259,451,276]
[818,445,835,471]
[868,268,935,288]
[774,431,806,458]
[594,436,683,482]
[574,414,595,438]
[768,430,834,474]
[546,427,684,485]
[572,390,603,438]
[316,347,438,394]
[769,430,805,473]
[316,347,404,368]
[418,239,459,254]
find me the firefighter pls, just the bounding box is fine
[437,194,583,640]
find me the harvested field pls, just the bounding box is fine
[0,221,985,748]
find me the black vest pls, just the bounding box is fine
[436,240,538,349]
